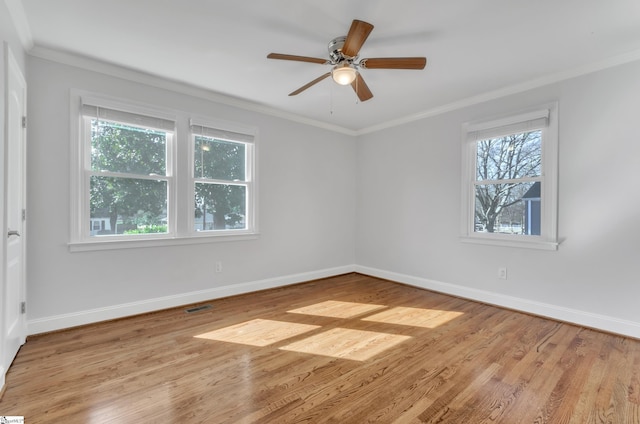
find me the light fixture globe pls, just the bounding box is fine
[332,63,357,85]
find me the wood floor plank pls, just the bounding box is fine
[1,273,640,423]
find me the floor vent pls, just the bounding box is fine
[185,304,212,314]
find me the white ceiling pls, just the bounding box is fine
[15,0,640,133]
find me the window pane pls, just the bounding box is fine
[91,119,167,175]
[476,130,541,181]
[90,176,168,236]
[194,183,246,231]
[194,136,245,181]
[474,181,540,235]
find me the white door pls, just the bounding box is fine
[2,44,27,384]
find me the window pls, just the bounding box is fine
[80,103,174,239]
[70,93,257,250]
[461,103,558,250]
[191,121,255,233]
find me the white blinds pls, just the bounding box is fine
[82,104,175,132]
[467,108,549,142]
[190,119,254,144]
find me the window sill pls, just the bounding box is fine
[460,235,558,251]
[69,232,260,252]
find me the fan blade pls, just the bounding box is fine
[289,72,332,96]
[267,53,328,65]
[351,73,373,102]
[360,57,427,69]
[342,20,374,58]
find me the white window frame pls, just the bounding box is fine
[69,91,259,252]
[188,118,256,237]
[71,94,177,244]
[460,102,559,250]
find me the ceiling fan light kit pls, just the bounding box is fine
[267,19,426,102]
[332,63,357,85]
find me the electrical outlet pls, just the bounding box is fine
[215,261,223,273]
[498,267,507,280]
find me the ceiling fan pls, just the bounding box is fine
[267,19,427,102]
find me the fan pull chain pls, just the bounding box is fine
[330,83,334,115]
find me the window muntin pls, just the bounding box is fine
[192,131,252,233]
[461,104,558,250]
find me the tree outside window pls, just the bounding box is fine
[89,119,169,236]
[474,130,541,234]
[193,135,249,232]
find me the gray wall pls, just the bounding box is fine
[23,43,640,338]
[26,56,356,332]
[356,59,640,337]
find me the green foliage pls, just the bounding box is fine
[123,225,168,235]
[90,120,167,234]
[90,123,248,235]
[91,121,166,175]
[194,136,246,230]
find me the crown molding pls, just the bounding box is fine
[355,48,640,135]
[27,44,640,138]
[28,45,358,137]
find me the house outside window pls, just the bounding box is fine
[522,181,541,236]
[461,103,558,250]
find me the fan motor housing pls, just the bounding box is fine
[328,36,352,63]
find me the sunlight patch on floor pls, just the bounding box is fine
[287,300,387,319]
[194,319,320,347]
[361,307,464,328]
[279,328,411,361]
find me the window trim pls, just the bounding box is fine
[69,90,259,252]
[460,102,559,250]
[81,102,176,241]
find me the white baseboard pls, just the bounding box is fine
[0,366,5,394]
[354,265,640,339]
[27,265,355,335]
[27,264,640,339]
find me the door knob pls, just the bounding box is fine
[7,229,20,238]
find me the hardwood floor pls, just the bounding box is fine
[1,273,640,423]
